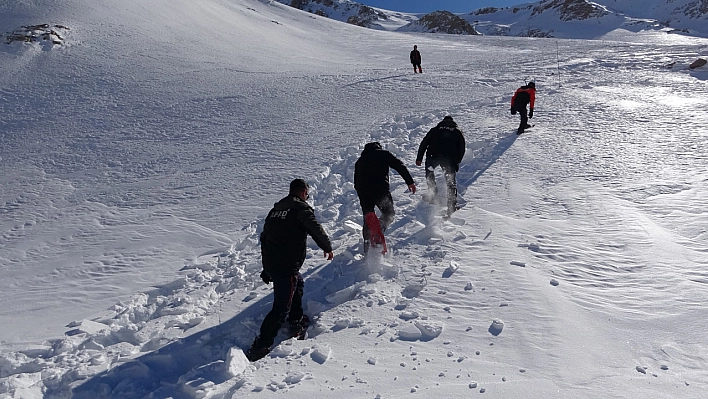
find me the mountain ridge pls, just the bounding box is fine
[273,0,708,38]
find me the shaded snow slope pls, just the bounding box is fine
[1,0,708,398]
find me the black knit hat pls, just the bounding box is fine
[289,178,309,194]
[443,115,454,121]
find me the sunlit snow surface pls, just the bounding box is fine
[1,0,708,397]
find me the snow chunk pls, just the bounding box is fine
[442,261,460,277]
[401,281,425,298]
[65,319,109,336]
[343,220,362,234]
[226,347,249,377]
[399,311,420,321]
[284,370,311,384]
[270,345,294,358]
[415,321,443,340]
[397,323,423,341]
[325,281,366,305]
[310,345,331,364]
[488,319,504,336]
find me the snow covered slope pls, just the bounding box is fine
[1,0,708,398]
[465,0,708,38]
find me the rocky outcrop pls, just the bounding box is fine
[404,11,480,35]
[346,5,386,27]
[282,0,389,28]
[532,0,609,21]
[681,0,708,19]
[3,24,69,45]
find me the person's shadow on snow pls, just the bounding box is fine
[456,132,519,198]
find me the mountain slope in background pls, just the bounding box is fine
[273,0,708,38]
[272,0,416,30]
[397,10,480,35]
[466,0,708,38]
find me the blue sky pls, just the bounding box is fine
[356,0,522,14]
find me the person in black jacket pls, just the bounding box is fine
[410,45,422,73]
[246,179,334,361]
[416,115,466,216]
[354,142,416,252]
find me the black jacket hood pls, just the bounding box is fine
[363,142,383,153]
[437,117,457,129]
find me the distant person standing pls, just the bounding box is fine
[246,179,334,362]
[510,81,536,134]
[354,142,416,254]
[410,45,422,73]
[416,116,466,217]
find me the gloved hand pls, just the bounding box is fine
[260,270,271,284]
[510,108,516,115]
[415,160,422,166]
[528,109,534,118]
[408,184,417,194]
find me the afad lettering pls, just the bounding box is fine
[269,209,289,219]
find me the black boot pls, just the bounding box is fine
[245,336,270,361]
[289,315,310,338]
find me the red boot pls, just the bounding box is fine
[364,212,387,254]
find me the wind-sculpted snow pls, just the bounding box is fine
[4,94,708,396]
[2,0,708,397]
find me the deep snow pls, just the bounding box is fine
[1,0,708,398]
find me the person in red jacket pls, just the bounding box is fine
[510,81,536,134]
[410,45,422,73]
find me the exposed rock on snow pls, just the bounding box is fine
[3,24,69,45]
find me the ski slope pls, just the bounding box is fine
[1,0,708,397]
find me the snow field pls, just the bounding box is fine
[2,0,708,397]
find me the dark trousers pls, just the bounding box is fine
[255,272,304,348]
[515,106,529,131]
[359,191,394,242]
[425,158,458,212]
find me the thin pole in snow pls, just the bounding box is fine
[556,40,560,88]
